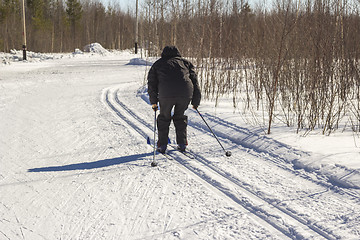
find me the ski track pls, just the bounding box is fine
[104,87,299,238]
[193,113,360,198]
[103,84,360,239]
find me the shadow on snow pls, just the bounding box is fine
[28,153,151,172]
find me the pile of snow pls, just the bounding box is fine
[1,43,113,66]
[127,58,153,66]
[83,43,109,55]
[0,49,58,64]
[73,48,84,55]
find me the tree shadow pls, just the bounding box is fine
[28,152,151,172]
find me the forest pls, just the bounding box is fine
[1,0,360,134]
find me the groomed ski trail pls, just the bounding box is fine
[102,85,354,239]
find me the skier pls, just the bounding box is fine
[147,46,201,153]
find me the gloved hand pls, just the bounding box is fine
[152,104,158,111]
[192,105,198,110]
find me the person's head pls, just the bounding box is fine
[161,46,181,59]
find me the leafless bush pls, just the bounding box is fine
[138,0,360,135]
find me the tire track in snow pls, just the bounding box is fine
[102,86,338,240]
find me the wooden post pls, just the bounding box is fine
[22,0,27,60]
[135,0,139,54]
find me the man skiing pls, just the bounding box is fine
[147,46,201,153]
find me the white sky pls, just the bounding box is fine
[101,0,268,12]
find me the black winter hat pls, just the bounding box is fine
[161,46,181,58]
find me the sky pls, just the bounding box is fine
[101,0,265,12]
[99,0,135,10]
[115,0,136,10]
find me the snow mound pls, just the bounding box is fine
[293,154,360,189]
[127,58,153,66]
[0,50,57,64]
[1,43,111,66]
[73,48,84,55]
[83,43,109,55]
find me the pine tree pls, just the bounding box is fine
[0,0,22,51]
[65,0,82,48]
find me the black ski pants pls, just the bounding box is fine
[157,97,191,147]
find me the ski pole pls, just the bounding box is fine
[195,108,232,157]
[151,108,158,166]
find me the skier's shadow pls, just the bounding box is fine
[28,153,151,172]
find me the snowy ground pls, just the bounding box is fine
[1,48,360,239]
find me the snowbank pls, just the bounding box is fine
[83,43,109,55]
[126,58,153,66]
[0,43,111,65]
[0,49,58,64]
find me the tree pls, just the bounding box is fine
[27,0,53,51]
[0,0,22,51]
[66,0,82,47]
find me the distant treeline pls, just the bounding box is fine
[0,0,135,52]
[1,0,360,134]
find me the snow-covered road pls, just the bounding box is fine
[1,52,359,239]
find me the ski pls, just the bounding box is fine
[147,136,197,166]
[178,149,195,159]
[170,144,195,159]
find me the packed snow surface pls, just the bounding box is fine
[1,47,360,239]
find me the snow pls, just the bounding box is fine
[83,43,110,55]
[127,58,153,66]
[1,45,360,239]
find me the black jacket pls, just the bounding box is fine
[147,46,201,107]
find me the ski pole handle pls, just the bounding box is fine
[152,104,158,111]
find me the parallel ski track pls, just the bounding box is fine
[193,113,360,199]
[102,87,337,240]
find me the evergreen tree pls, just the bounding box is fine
[0,0,22,51]
[66,0,82,48]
